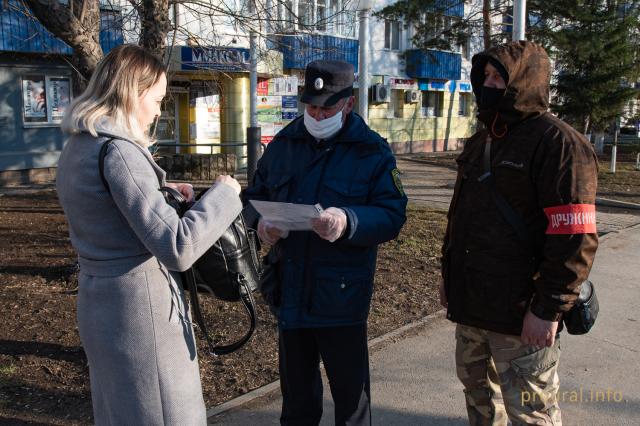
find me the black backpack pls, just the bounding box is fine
[99,137,260,355]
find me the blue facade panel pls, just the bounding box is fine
[0,0,123,55]
[99,11,124,53]
[405,49,461,81]
[271,34,359,72]
[427,0,464,18]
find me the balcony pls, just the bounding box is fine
[0,0,122,55]
[427,0,464,18]
[268,34,359,72]
[405,49,461,81]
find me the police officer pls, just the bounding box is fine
[243,60,407,425]
[440,41,599,425]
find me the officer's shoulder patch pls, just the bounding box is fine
[391,168,405,197]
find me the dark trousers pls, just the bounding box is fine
[279,325,371,426]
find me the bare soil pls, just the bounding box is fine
[0,192,445,426]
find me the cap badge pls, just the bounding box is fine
[314,78,324,90]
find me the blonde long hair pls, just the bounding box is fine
[62,44,166,147]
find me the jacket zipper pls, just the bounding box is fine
[302,145,336,314]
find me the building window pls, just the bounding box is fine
[384,20,402,50]
[22,75,72,127]
[317,0,327,31]
[298,0,313,28]
[421,91,443,117]
[459,38,470,60]
[289,0,353,36]
[458,93,471,116]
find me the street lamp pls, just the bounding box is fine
[512,0,526,41]
[247,0,260,183]
[358,0,373,123]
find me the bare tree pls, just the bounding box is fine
[482,0,491,49]
[24,0,103,91]
[21,0,356,92]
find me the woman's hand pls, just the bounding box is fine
[215,175,241,195]
[165,182,195,202]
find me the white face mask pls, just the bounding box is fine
[303,103,346,140]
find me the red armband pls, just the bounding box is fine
[544,204,596,234]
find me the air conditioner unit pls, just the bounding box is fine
[373,84,391,103]
[405,90,420,103]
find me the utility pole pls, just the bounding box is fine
[611,117,620,173]
[358,0,372,122]
[247,0,261,183]
[512,0,526,41]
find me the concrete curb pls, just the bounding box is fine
[596,197,640,210]
[206,310,447,418]
[599,222,640,242]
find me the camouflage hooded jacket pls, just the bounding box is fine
[442,41,599,336]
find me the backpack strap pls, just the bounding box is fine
[97,134,142,193]
[98,138,115,194]
[183,268,257,356]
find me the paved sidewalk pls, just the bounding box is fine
[209,224,640,426]
[395,157,457,209]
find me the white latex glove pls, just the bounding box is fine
[310,207,348,243]
[257,219,289,245]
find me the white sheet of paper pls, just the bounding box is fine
[249,200,324,231]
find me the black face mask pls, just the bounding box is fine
[478,86,505,110]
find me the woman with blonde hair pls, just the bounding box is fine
[56,44,241,425]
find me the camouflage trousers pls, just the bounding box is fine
[455,324,562,426]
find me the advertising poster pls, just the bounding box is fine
[257,79,269,96]
[284,76,298,95]
[48,77,71,120]
[190,88,221,140]
[257,96,282,123]
[258,77,300,144]
[23,77,47,119]
[282,95,298,121]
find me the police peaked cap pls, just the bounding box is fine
[300,60,355,107]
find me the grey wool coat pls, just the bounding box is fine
[56,122,242,425]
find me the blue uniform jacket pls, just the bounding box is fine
[243,112,407,329]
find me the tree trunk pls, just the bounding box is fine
[483,0,492,49]
[140,0,172,60]
[25,0,103,94]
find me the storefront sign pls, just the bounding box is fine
[418,80,470,93]
[388,78,418,90]
[458,81,472,92]
[181,46,250,72]
[419,80,447,91]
